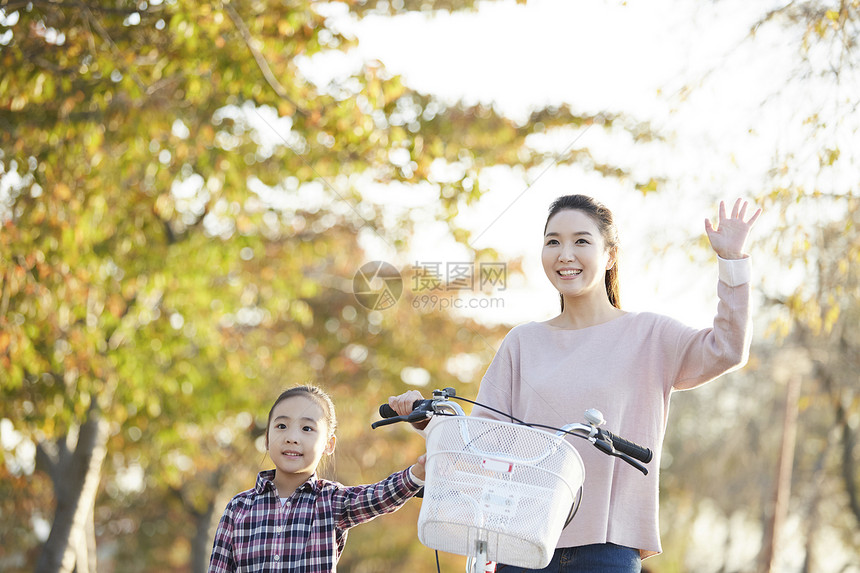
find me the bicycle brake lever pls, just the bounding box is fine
[371,416,407,429]
[593,438,649,475]
[593,437,614,456]
[405,410,432,424]
[616,453,648,476]
[371,410,432,430]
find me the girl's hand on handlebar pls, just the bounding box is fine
[411,454,426,481]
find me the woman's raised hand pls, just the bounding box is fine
[704,198,762,260]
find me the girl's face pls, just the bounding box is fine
[266,395,336,485]
[542,209,615,304]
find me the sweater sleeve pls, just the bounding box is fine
[672,256,753,391]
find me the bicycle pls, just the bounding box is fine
[373,387,653,573]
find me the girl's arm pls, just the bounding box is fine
[333,462,424,530]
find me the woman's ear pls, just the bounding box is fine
[606,247,617,270]
[324,435,336,456]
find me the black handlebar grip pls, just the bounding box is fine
[378,400,423,419]
[602,430,653,464]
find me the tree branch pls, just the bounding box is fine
[221,1,306,117]
[0,0,157,15]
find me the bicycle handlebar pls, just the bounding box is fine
[378,400,423,420]
[373,387,652,475]
[597,429,653,464]
[373,399,436,428]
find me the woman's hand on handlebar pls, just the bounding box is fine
[388,390,430,430]
[388,390,425,416]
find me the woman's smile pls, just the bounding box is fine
[557,268,582,278]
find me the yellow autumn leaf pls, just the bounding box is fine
[55,182,72,200]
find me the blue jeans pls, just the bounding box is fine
[495,544,641,573]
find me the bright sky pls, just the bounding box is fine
[310,0,799,327]
[323,7,860,569]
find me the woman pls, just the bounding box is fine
[390,195,761,572]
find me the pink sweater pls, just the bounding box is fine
[472,258,752,559]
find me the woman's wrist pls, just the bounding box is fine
[717,256,751,286]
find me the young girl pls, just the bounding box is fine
[390,195,761,572]
[208,385,426,572]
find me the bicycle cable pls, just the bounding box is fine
[444,395,531,426]
[446,395,586,439]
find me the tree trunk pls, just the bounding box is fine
[34,403,109,573]
[759,375,800,573]
[831,384,860,529]
[187,467,232,573]
[816,358,860,529]
[77,500,98,573]
[190,498,218,573]
[800,439,832,573]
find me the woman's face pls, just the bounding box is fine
[542,209,615,303]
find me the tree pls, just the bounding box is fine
[653,2,860,571]
[750,3,860,566]
[0,1,649,570]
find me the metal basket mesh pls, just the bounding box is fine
[417,416,585,569]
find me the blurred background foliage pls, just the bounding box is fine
[0,0,858,572]
[0,0,629,570]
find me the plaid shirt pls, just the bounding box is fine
[208,468,422,572]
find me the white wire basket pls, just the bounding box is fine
[418,416,586,569]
